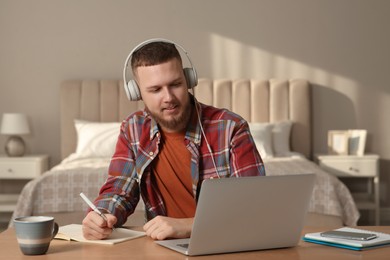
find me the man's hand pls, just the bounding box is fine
[82,211,117,240]
[143,216,193,240]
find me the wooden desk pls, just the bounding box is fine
[1,226,390,259]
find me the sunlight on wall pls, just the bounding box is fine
[209,33,359,98]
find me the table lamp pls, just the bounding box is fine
[0,113,30,157]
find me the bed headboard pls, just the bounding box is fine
[60,79,311,159]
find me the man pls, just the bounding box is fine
[82,40,265,241]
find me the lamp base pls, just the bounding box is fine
[5,136,26,157]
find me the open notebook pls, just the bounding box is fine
[55,224,145,245]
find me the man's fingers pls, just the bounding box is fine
[82,211,116,240]
[143,218,159,237]
[82,225,112,240]
[143,216,179,240]
[105,214,117,229]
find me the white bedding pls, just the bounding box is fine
[51,153,112,170]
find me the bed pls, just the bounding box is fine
[9,78,360,228]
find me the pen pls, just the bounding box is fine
[80,192,115,230]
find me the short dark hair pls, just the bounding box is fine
[131,41,182,75]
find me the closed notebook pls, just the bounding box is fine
[303,227,390,250]
[54,224,145,245]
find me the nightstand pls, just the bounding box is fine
[0,155,49,224]
[316,154,380,225]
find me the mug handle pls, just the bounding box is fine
[51,222,59,239]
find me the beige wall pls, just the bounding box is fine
[1,1,389,204]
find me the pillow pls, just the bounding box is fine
[248,123,274,158]
[272,121,293,156]
[74,120,121,159]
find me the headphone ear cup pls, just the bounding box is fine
[183,68,198,89]
[124,80,141,101]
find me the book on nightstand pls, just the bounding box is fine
[303,227,390,251]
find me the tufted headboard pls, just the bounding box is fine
[60,79,311,159]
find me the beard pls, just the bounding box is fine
[146,98,192,132]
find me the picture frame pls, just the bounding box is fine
[328,130,349,155]
[348,129,367,156]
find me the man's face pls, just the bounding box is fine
[135,58,191,133]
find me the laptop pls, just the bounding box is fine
[155,174,315,256]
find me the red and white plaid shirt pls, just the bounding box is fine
[94,98,265,226]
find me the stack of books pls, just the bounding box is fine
[303,227,390,251]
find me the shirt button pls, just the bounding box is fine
[149,151,154,156]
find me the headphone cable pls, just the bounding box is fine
[192,93,221,179]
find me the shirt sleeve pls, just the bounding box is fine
[93,120,141,226]
[229,120,266,177]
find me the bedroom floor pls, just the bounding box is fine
[358,211,385,226]
[0,223,7,233]
[0,212,11,233]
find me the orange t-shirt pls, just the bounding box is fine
[152,131,196,218]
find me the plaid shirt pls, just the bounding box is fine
[94,99,265,226]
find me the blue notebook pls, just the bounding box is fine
[303,227,390,251]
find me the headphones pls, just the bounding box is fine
[122,38,198,101]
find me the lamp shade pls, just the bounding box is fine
[0,113,30,135]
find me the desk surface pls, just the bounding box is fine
[1,226,390,259]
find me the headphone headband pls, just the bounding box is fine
[123,38,198,101]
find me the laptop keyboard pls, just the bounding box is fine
[177,243,189,249]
